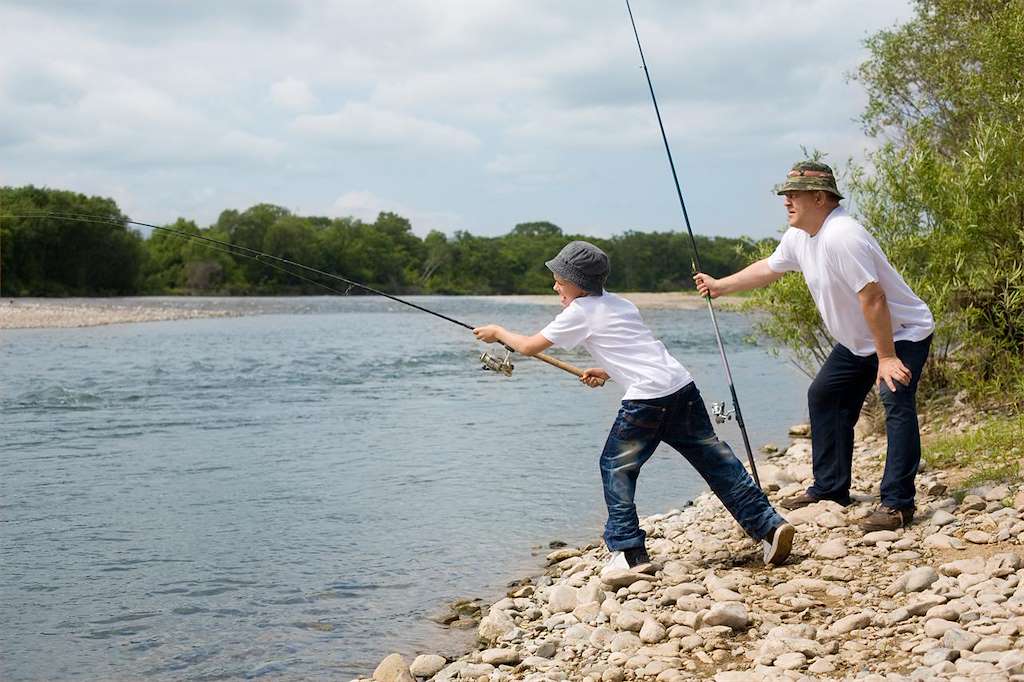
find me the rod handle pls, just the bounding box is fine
[534,352,606,387]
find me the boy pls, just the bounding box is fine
[473,241,794,569]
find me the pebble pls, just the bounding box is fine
[964,530,993,544]
[409,654,446,678]
[932,509,957,526]
[702,602,749,630]
[814,538,848,559]
[829,611,873,635]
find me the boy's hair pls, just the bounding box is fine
[545,241,609,295]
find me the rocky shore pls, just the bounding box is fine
[358,430,1024,682]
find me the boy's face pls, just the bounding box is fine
[552,275,587,308]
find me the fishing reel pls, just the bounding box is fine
[480,348,514,377]
[711,401,735,424]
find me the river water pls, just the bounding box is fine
[0,296,808,680]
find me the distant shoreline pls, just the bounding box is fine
[0,293,744,330]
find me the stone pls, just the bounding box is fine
[960,495,986,511]
[709,588,743,602]
[615,609,645,633]
[609,632,642,653]
[546,548,582,564]
[816,511,846,528]
[639,619,667,644]
[409,654,446,678]
[973,636,1012,653]
[924,618,959,638]
[663,582,706,600]
[905,566,940,593]
[863,530,900,545]
[478,609,516,643]
[924,533,967,550]
[984,484,1011,501]
[578,581,606,605]
[829,611,873,635]
[931,509,957,526]
[601,569,646,589]
[939,558,986,576]
[814,538,848,560]
[547,585,577,613]
[458,663,494,678]
[373,653,415,682]
[535,639,559,658]
[921,648,959,666]
[964,530,993,544]
[808,659,836,674]
[774,652,807,670]
[941,627,981,652]
[878,607,911,626]
[480,648,520,665]
[702,602,749,630]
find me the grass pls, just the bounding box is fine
[923,411,1024,493]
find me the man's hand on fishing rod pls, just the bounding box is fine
[694,259,785,298]
[580,368,609,388]
[473,324,553,356]
[693,272,723,298]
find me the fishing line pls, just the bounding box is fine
[2,210,598,382]
[625,0,762,487]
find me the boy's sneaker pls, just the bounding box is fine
[602,546,652,576]
[857,505,915,532]
[762,523,795,566]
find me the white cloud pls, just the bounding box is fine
[291,101,480,152]
[269,78,317,112]
[0,0,918,235]
[330,190,462,234]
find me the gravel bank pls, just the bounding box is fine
[360,431,1024,682]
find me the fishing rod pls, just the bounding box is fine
[1,211,601,384]
[625,0,761,487]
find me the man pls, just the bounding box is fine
[694,161,934,532]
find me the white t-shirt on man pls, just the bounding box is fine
[540,291,693,400]
[767,206,934,357]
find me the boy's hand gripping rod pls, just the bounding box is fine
[625,0,761,487]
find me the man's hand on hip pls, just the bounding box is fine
[877,356,912,392]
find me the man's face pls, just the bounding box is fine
[783,190,833,233]
[552,275,587,307]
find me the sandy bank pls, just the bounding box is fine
[0,298,236,329]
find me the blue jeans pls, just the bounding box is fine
[806,335,932,509]
[600,382,785,551]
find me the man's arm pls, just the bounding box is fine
[473,324,553,355]
[858,282,911,391]
[693,258,784,298]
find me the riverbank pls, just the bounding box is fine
[0,293,742,329]
[359,423,1024,681]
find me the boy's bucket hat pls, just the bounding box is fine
[545,241,609,295]
[775,161,844,199]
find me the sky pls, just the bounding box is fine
[0,0,914,239]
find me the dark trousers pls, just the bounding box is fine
[805,335,932,509]
[599,382,784,551]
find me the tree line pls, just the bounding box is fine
[0,186,769,297]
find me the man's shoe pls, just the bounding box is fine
[602,546,652,575]
[858,505,915,532]
[779,492,821,510]
[762,523,795,566]
[779,491,852,510]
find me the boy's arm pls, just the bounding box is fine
[473,324,553,356]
